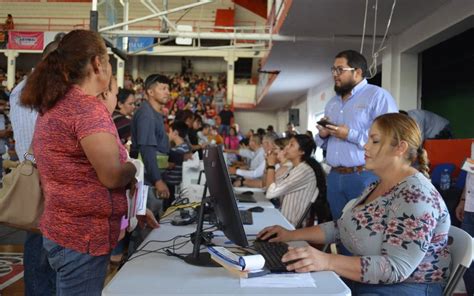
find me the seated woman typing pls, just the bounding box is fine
[258,113,451,296]
[264,135,320,226]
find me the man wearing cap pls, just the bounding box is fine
[131,74,171,215]
[315,50,398,219]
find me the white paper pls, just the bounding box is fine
[240,272,316,288]
[182,157,205,186]
[241,254,265,271]
[126,158,147,232]
[180,184,209,203]
[208,247,265,271]
[461,158,474,174]
[464,173,474,212]
[136,184,148,215]
[186,152,200,169]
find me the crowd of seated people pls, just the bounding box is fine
[227,131,329,227]
[0,35,460,296]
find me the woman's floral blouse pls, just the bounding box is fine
[320,172,451,284]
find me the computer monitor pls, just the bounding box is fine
[203,145,249,247]
[184,145,248,267]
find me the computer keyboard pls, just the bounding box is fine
[253,240,293,272]
[239,210,253,225]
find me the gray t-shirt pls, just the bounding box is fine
[131,100,169,185]
[407,109,449,140]
[0,114,6,155]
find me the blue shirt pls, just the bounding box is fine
[315,79,398,167]
[0,114,6,155]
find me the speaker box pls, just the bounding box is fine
[289,109,300,126]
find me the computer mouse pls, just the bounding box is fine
[247,206,264,213]
[242,191,254,195]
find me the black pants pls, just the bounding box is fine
[434,124,454,139]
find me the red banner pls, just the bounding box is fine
[8,31,44,50]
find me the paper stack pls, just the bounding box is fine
[207,246,269,278]
[126,158,148,232]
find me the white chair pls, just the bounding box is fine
[444,225,473,296]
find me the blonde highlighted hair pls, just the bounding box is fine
[373,113,430,178]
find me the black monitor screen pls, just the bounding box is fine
[202,145,248,247]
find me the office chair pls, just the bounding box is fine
[295,189,321,229]
[295,201,313,229]
[454,170,467,191]
[443,225,474,296]
[431,163,456,187]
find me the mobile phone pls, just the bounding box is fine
[317,119,337,128]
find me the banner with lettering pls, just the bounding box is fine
[128,37,154,52]
[8,31,44,50]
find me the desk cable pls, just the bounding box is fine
[125,234,191,263]
[124,225,217,265]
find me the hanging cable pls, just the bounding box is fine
[360,0,369,54]
[366,0,397,79]
[371,0,378,58]
[367,0,378,78]
[376,0,396,53]
[175,8,191,25]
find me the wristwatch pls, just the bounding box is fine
[266,165,276,170]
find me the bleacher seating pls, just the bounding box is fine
[0,0,234,32]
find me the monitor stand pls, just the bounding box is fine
[184,185,219,267]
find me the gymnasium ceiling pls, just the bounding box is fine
[257,0,452,110]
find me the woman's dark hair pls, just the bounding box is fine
[240,138,249,146]
[257,128,266,137]
[193,114,203,125]
[291,134,331,224]
[175,109,194,123]
[274,137,289,150]
[291,134,316,162]
[21,30,107,114]
[170,121,188,139]
[117,87,135,105]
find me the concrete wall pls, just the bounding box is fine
[271,94,308,135]
[381,0,474,110]
[276,110,287,134]
[234,110,278,134]
[306,77,334,136]
[278,1,474,138]
[233,84,257,104]
[234,3,266,27]
[290,94,308,133]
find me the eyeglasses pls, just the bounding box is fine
[331,66,355,76]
